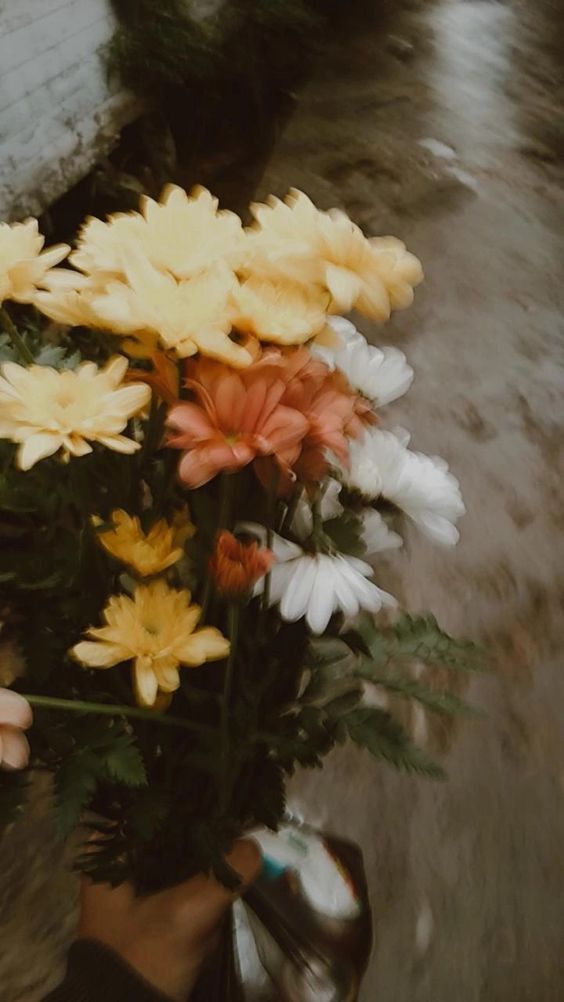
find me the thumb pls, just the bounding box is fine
[170,838,262,941]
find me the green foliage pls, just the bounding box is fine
[108,0,325,100]
[55,720,147,836]
[346,611,487,674]
[109,1,220,92]
[344,708,446,779]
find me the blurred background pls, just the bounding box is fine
[0,1,563,999]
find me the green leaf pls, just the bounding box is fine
[323,511,366,558]
[54,723,147,835]
[128,787,169,841]
[55,752,101,836]
[356,662,481,717]
[105,736,147,786]
[344,612,486,674]
[345,707,446,779]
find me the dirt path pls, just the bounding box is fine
[251,2,564,999]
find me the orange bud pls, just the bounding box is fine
[210,530,274,599]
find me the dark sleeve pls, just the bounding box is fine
[44,939,171,1002]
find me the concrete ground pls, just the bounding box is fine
[250,1,564,999]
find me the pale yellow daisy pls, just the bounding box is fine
[0,218,69,305]
[138,184,246,278]
[69,212,145,282]
[71,579,230,708]
[0,355,150,470]
[231,275,331,346]
[90,251,253,367]
[249,189,423,321]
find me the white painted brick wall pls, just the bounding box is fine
[0,0,140,220]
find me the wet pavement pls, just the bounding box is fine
[250,1,564,999]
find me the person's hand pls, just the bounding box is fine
[77,839,261,1001]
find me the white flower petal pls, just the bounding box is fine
[280,557,317,622]
[346,428,464,545]
[361,508,403,555]
[305,561,335,633]
[313,318,413,406]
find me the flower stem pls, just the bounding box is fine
[22,693,212,733]
[262,466,280,613]
[219,603,240,812]
[217,471,235,530]
[202,472,235,620]
[0,306,34,365]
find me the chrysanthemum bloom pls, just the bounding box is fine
[0,355,150,470]
[231,276,331,346]
[210,530,274,599]
[125,352,179,405]
[240,523,395,635]
[93,509,189,577]
[277,349,366,482]
[90,253,252,367]
[0,688,32,770]
[71,579,229,708]
[70,186,244,283]
[314,316,414,408]
[345,428,465,545]
[249,189,423,320]
[166,356,309,488]
[136,185,246,278]
[69,212,146,282]
[0,219,69,305]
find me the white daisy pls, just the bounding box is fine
[239,522,396,634]
[289,478,343,539]
[313,316,414,407]
[361,508,403,555]
[345,428,465,545]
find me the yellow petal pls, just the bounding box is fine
[71,640,129,668]
[17,433,61,470]
[133,658,159,707]
[325,264,362,312]
[177,627,230,666]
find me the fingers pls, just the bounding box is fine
[167,838,262,939]
[225,838,263,891]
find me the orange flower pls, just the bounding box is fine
[210,530,274,598]
[125,352,179,405]
[243,344,374,491]
[166,357,309,488]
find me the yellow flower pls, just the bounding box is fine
[90,252,253,367]
[69,186,244,283]
[138,184,245,278]
[0,219,69,305]
[34,270,109,329]
[71,579,230,708]
[34,277,161,359]
[93,509,188,577]
[0,355,150,470]
[69,212,145,281]
[231,276,331,346]
[249,189,423,321]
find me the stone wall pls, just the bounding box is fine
[0,0,139,220]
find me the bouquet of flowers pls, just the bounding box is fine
[0,186,480,892]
